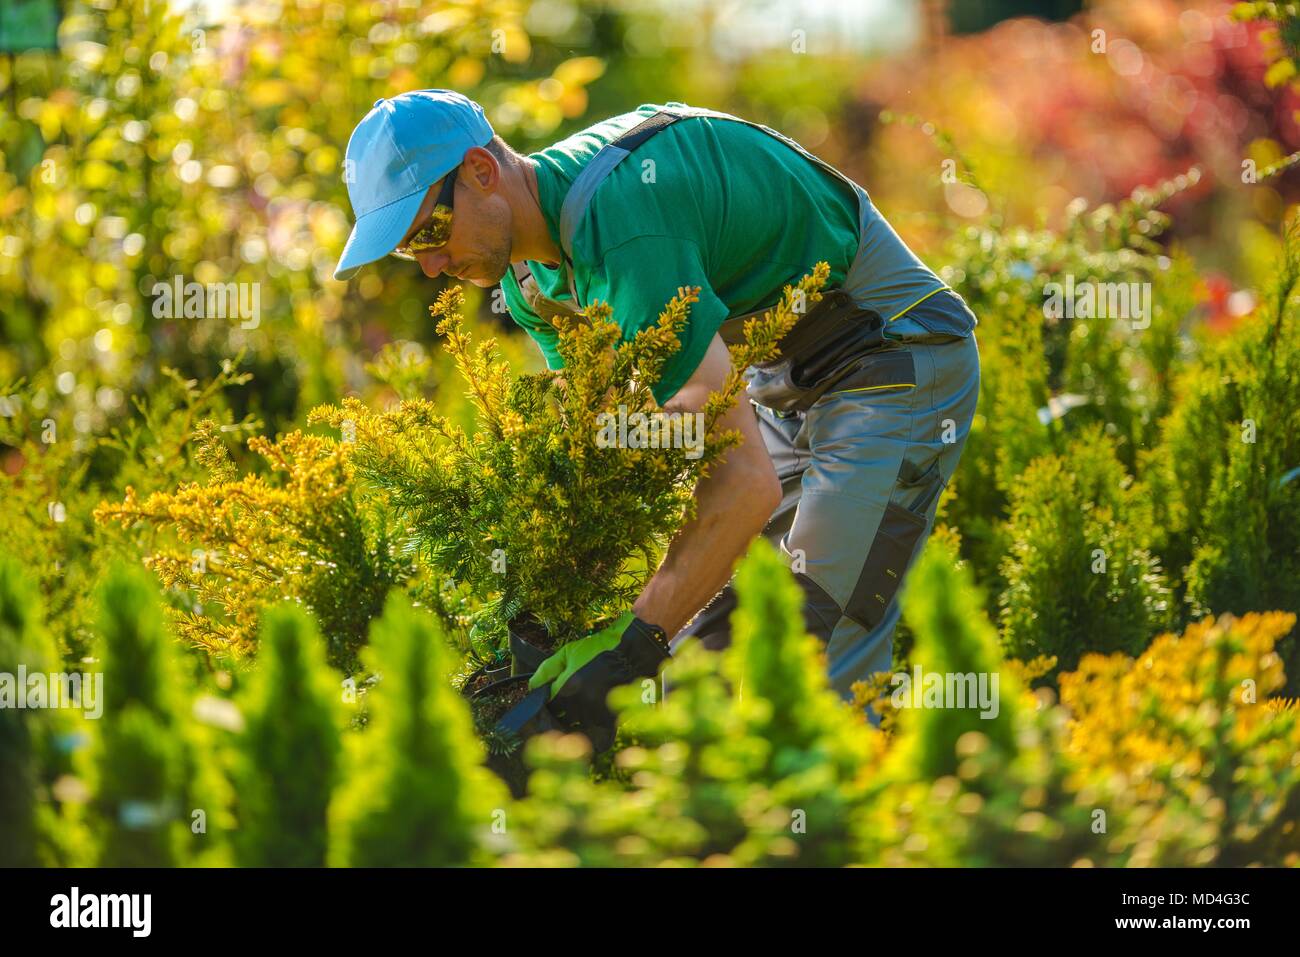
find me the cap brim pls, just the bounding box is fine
[332,189,428,281]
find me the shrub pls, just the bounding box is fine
[1060,611,1300,866]
[328,593,505,867]
[857,539,1103,867]
[1141,348,1241,594]
[1182,238,1300,620]
[0,381,105,664]
[1143,221,1300,682]
[998,427,1172,674]
[0,558,60,866]
[720,538,879,865]
[502,651,739,866]
[95,426,407,673]
[84,564,212,867]
[0,361,259,661]
[312,270,823,651]
[505,539,882,866]
[935,162,1200,597]
[232,604,343,867]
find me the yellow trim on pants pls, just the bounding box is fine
[835,381,916,395]
[886,285,949,322]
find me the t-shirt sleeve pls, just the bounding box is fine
[500,267,565,370]
[584,236,729,403]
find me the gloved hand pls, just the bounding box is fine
[528,611,670,751]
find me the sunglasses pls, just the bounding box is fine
[391,168,457,261]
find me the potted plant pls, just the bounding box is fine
[507,613,553,676]
[312,267,829,760]
[458,653,511,697]
[467,672,560,797]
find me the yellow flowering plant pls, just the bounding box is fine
[1060,610,1300,866]
[94,427,408,673]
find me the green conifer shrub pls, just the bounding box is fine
[720,539,878,865]
[0,557,58,866]
[931,154,1199,598]
[1141,354,1240,605]
[86,564,210,866]
[858,539,1102,866]
[933,231,1056,594]
[0,400,112,663]
[232,604,343,867]
[999,426,1171,673]
[503,649,742,866]
[328,592,505,866]
[1143,220,1300,681]
[1182,231,1300,614]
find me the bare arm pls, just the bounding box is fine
[631,334,783,637]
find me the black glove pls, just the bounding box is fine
[547,615,670,751]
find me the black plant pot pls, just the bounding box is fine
[460,659,511,699]
[508,613,554,676]
[470,672,560,797]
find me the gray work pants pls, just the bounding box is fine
[669,290,981,725]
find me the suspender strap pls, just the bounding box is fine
[558,109,685,263]
[609,108,683,152]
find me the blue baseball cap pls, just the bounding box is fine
[333,89,494,281]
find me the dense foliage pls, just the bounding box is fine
[3,0,1299,868]
[6,535,1298,867]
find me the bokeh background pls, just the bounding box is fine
[3,0,1296,437]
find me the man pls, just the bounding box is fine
[334,90,980,747]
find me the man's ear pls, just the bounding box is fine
[462,146,500,193]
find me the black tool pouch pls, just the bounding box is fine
[740,289,887,414]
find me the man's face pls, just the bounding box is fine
[396,161,512,288]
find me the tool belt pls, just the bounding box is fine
[722,288,899,414]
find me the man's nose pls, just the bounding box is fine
[416,249,451,279]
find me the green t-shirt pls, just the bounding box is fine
[499,103,925,402]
